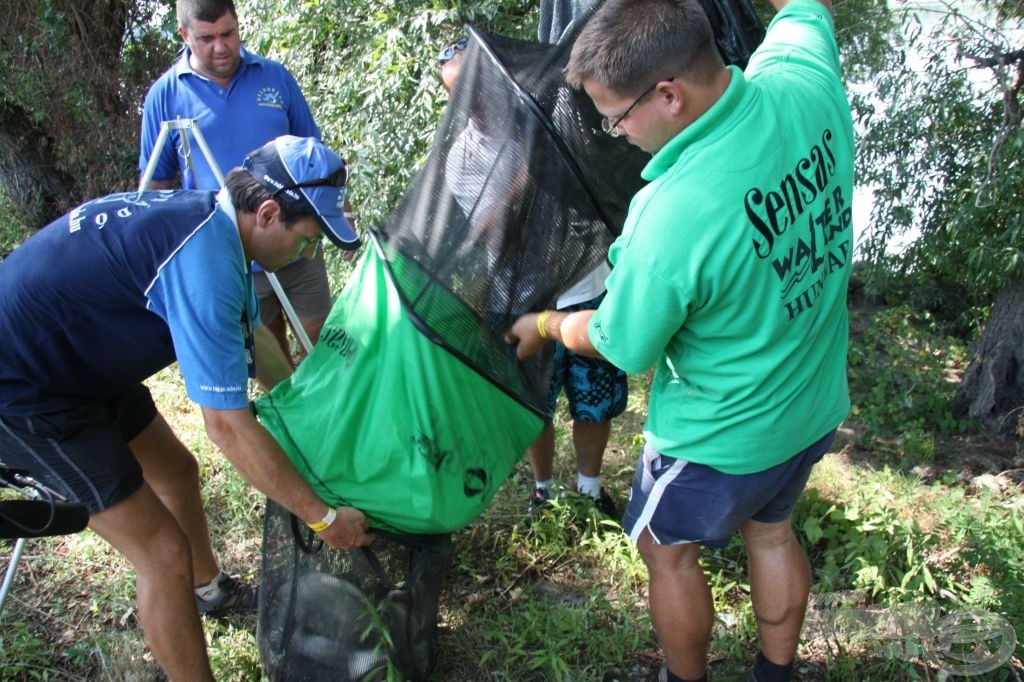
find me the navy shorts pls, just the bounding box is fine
[0,384,157,514]
[622,430,837,548]
[548,295,628,422]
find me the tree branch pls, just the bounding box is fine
[972,46,1023,206]
[966,47,1024,69]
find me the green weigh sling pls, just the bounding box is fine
[254,24,657,536]
[255,239,544,535]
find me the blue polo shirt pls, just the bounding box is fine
[0,189,258,415]
[139,47,320,189]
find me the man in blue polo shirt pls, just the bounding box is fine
[139,0,352,363]
[0,136,373,681]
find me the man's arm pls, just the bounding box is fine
[201,406,373,549]
[505,309,604,360]
[254,324,295,388]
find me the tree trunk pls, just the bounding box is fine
[0,0,155,227]
[952,278,1024,437]
[0,108,74,229]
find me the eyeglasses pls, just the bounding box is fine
[271,165,349,200]
[438,37,468,65]
[600,77,674,137]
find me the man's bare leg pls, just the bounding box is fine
[572,418,610,479]
[637,529,712,680]
[739,518,810,666]
[88,485,214,681]
[527,422,556,485]
[131,414,220,585]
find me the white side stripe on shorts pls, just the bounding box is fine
[628,455,687,543]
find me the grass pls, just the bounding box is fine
[2,272,1023,680]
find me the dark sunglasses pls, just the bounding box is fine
[438,37,468,65]
[271,165,349,200]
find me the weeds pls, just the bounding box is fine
[2,265,1022,678]
[0,189,30,261]
[437,494,658,680]
[847,305,976,462]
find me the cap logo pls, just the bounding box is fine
[243,135,360,250]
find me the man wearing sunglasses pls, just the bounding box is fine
[0,135,373,682]
[507,0,854,680]
[140,0,349,367]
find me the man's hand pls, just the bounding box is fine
[506,309,602,360]
[505,313,548,360]
[317,506,374,549]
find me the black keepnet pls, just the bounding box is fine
[370,0,765,416]
[370,23,648,417]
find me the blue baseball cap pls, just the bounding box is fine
[242,135,360,250]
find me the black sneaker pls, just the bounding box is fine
[196,572,259,618]
[592,487,618,517]
[529,486,552,511]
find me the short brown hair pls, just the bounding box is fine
[566,0,723,96]
[176,0,237,29]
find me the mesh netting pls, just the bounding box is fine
[256,3,765,677]
[371,0,764,415]
[258,500,453,682]
[372,24,649,415]
[697,0,766,68]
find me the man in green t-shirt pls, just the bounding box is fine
[506,0,854,680]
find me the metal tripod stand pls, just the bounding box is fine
[139,117,314,353]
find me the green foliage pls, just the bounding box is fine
[0,187,28,259]
[941,486,1024,619]
[442,492,657,680]
[847,305,975,456]
[851,1,1024,318]
[0,0,178,214]
[0,621,54,679]
[800,462,1024,676]
[238,0,538,229]
[206,623,263,682]
[832,0,901,84]
[799,482,956,600]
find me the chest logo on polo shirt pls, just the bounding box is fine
[256,87,285,110]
